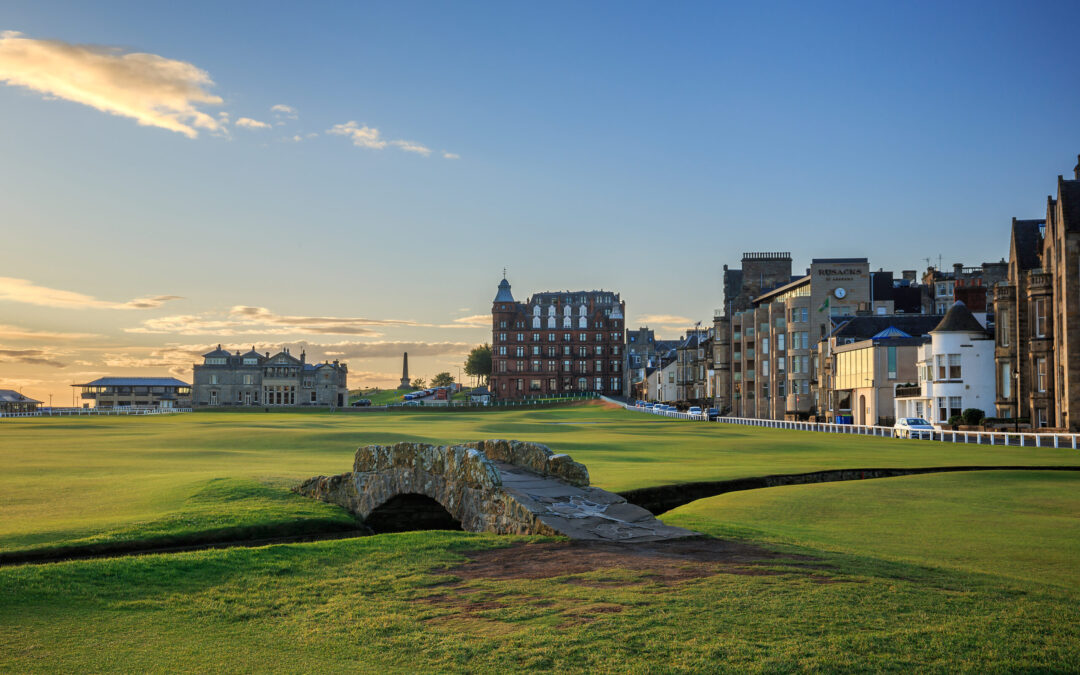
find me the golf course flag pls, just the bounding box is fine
[818,297,830,313]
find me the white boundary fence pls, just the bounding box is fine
[617,401,707,421]
[0,407,192,419]
[619,402,1079,449]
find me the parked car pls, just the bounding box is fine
[687,406,703,416]
[895,417,935,439]
[644,403,655,410]
[403,400,422,407]
[707,408,720,420]
[351,399,372,407]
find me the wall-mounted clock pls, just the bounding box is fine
[834,287,847,299]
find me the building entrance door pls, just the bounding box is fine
[858,395,866,425]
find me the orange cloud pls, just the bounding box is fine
[0,277,182,310]
[0,30,223,137]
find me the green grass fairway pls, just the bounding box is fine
[4,404,1080,670]
[2,403,1079,555]
[664,470,1080,588]
[2,532,1078,672]
[350,388,411,405]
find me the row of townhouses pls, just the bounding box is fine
[696,154,1078,430]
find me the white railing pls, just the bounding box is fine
[618,402,707,421]
[711,416,1080,448]
[0,407,192,419]
[620,403,1080,449]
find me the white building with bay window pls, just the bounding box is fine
[895,302,995,426]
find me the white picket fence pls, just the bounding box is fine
[0,407,192,419]
[621,403,1079,449]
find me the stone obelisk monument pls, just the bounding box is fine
[398,352,411,389]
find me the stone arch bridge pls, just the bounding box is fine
[295,440,694,542]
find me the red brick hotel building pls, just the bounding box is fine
[490,278,627,399]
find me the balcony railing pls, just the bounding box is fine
[895,385,921,398]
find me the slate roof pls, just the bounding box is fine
[1011,219,1045,270]
[74,377,190,387]
[829,315,943,341]
[1059,177,1080,233]
[202,344,232,358]
[0,389,41,404]
[932,302,988,334]
[494,278,515,303]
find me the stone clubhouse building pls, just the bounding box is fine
[192,345,349,407]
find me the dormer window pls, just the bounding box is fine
[206,357,226,365]
[243,358,258,365]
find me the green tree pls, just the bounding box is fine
[464,344,492,386]
[411,377,426,389]
[431,372,454,387]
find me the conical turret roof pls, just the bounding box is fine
[494,278,515,303]
[932,301,985,333]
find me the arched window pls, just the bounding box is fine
[533,305,541,316]
[563,305,571,316]
[563,317,571,328]
[579,304,587,316]
[579,316,587,328]
[532,316,540,328]
[547,317,555,328]
[548,305,556,316]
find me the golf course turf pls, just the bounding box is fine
[1,402,1078,671]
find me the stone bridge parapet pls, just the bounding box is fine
[295,440,696,542]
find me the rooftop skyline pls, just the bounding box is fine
[3,0,1079,403]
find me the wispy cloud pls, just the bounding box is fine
[451,314,490,328]
[0,325,101,340]
[442,151,460,160]
[634,314,697,327]
[126,306,423,336]
[271,103,297,118]
[0,346,66,368]
[328,121,386,149]
[390,139,431,156]
[0,277,182,310]
[328,120,452,158]
[304,340,476,359]
[235,116,270,129]
[0,30,223,138]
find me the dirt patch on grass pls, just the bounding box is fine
[439,538,827,586]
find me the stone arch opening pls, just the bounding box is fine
[364,493,463,534]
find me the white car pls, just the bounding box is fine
[895,417,935,439]
[687,406,703,416]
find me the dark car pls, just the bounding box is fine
[351,399,372,407]
[707,408,720,421]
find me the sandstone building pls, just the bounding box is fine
[192,345,348,407]
[993,156,1080,429]
[490,278,626,399]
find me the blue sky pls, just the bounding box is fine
[1,1,1078,402]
